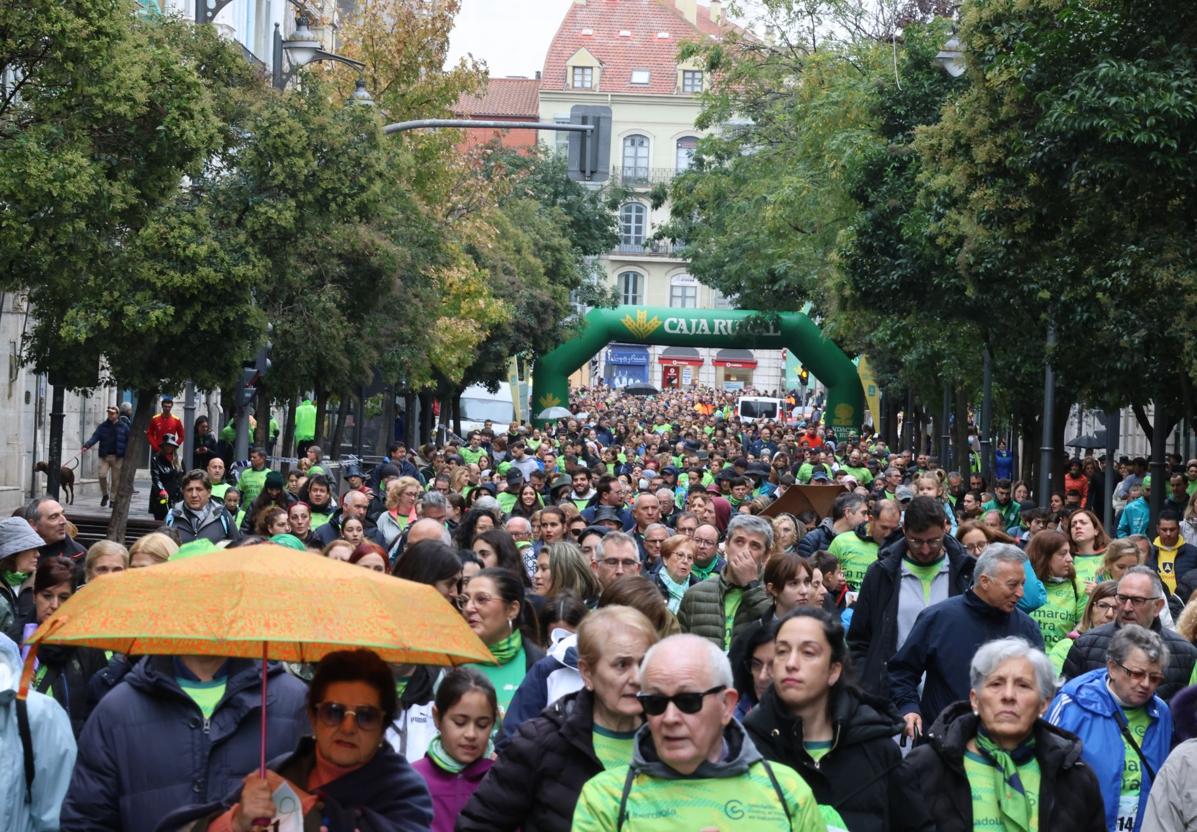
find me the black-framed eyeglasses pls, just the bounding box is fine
[637,685,726,716]
[1114,661,1165,686]
[1115,593,1161,608]
[314,701,383,730]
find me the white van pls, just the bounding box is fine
[459,383,519,434]
[737,396,783,424]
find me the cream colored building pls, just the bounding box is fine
[540,0,786,393]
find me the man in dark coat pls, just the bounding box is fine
[847,496,975,698]
[61,656,308,832]
[888,543,1043,739]
[1063,566,1197,701]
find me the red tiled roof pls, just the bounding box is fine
[453,77,541,118]
[540,0,731,96]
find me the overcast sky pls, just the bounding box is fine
[446,0,574,78]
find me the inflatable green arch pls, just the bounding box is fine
[531,306,864,435]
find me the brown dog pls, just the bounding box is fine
[34,457,78,504]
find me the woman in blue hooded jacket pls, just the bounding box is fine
[1047,624,1172,832]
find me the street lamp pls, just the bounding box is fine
[273,14,372,103]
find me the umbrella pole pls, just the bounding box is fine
[259,641,268,778]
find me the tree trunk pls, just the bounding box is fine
[330,394,350,459]
[46,382,65,498]
[953,386,971,478]
[282,393,299,472]
[253,386,269,450]
[404,392,417,449]
[375,386,395,456]
[419,392,434,446]
[107,389,156,542]
[313,386,327,446]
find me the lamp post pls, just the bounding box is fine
[1038,323,1057,507]
[273,14,373,105]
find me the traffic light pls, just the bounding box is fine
[798,366,810,386]
[567,104,612,183]
[239,326,273,407]
[237,367,258,408]
[255,323,273,377]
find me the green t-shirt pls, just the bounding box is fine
[1072,553,1105,587]
[1119,706,1151,831]
[804,740,832,763]
[827,530,879,589]
[1029,578,1089,651]
[723,588,744,651]
[177,677,227,720]
[903,557,945,603]
[963,749,1040,832]
[840,465,873,486]
[466,646,527,715]
[237,466,269,507]
[460,446,485,465]
[572,760,824,831]
[592,725,637,771]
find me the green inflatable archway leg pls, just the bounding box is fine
[531,306,864,436]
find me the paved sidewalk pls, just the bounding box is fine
[67,469,155,520]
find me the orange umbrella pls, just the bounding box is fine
[21,543,491,775]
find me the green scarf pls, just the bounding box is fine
[488,629,523,665]
[427,735,493,774]
[975,726,1036,832]
[3,570,27,589]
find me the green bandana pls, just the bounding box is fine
[975,726,1036,832]
[427,735,491,774]
[488,629,523,665]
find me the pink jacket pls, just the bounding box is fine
[410,755,494,832]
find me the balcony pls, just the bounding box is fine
[612,240,685,258]
[611,166,681,188]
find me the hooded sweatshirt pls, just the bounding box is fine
[571,719,823,831]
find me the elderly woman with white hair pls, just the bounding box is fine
[901,637,1105,831]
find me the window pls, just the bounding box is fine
[676,136,698,172]
[622,134,650,180]
[618,271,644,305]
[630,69,651,85]
[553,116,570,157]
[682,70,703,93]
[619,203,647,247]
[670,274,698,308]
[572,66,593,89]
[712,288,734,309]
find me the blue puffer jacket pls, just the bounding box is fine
[61,656,309,832]
[83,418,130,458]
[1047,667,1172,832]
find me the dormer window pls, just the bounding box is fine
[681,70,703,93]
[572,66,594,89]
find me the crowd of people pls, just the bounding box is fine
[6,384,1197,830]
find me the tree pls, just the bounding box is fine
[1,10,267,539]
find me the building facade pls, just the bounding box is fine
[453,77,542,152]
[538,0,785,393]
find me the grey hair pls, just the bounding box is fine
[975,543,1027,580]
[473,496,501,514]
[25,497,56,524]
[970,637,1056,702]
[505,516,531,534]
[644,523,670,538]
[641,633,734,690]
[418,490,449,512]
[601,531,639,560]
[1121,565,1165,600]
[725,514,773,552]
[1108,624,1169,669]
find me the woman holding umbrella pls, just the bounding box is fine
[164,649,433,832]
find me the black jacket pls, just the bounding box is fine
[744,685,932,832]
[1063,618,1197,702]
[457,687,604,832]
[846,537,975,698]
[33,642,109,737]
[797,517,837,557]
[900,702,1106,832]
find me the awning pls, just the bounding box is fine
[714,348,757,369]
[658,346,704,367]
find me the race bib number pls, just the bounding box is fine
[1116,793,1138,832]
[261,781,305,832]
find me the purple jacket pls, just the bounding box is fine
[411,755,493,832]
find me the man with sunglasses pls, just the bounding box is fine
[572,634,822,831]
[1062,566,1197,701]
[1049,625,1173,832]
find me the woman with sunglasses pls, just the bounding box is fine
[458,606,658,832]
[164,649,433,832]
[1048,625,1172,832]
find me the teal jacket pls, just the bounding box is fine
[1118,497,1150,537]
[0,633,77,832]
